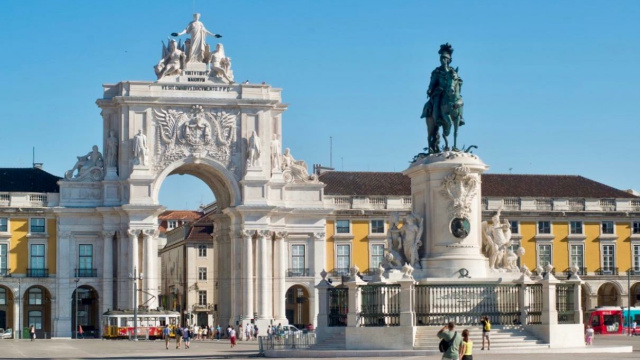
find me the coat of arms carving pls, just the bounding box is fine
[440,165,478,224]
[153,105,239,175]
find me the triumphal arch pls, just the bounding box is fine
[54,13,329,336]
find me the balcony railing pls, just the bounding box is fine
[287,268,312,277]
[503,198,521,211]
[568,199,585,211]
[329,268,350,277]
[535,199,553,211]
[0,268,10,277]
[75,268,98,277]
[27,268,49,277]
[563,267,587,276]
[599,199,616,211]
[627,268,640,275]
[596,267,619,275]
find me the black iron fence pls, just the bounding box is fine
[328,287,348,327]
[359,284,400,327]
[415,284,521,326]
[596,267,619,275]
[258,333,316,353]
[526,284,543,324]
[556,284,575,324]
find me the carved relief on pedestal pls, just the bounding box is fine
[154,105,240,177]
[440,165,477,243]
[383,212,423,269]
[481,209,525,272]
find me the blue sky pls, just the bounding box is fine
[1,1,638,209]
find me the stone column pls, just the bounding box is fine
[242,229,254,320]
[518,274,534,326]
[143,229,158,308]
[12,289,20,339]
[102,231,114,314]
[312,232,326,326]
[127,229,140,308]
[346,267,366,327]
[256,230,270,320]
[273,231,288,322]
[566,276,584,325]
[541,268,559,326]
[315,271,332,329]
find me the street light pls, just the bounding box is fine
[74,278,79,339]
[129,267,143,341]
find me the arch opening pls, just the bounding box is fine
[23,286,52,339]
[630,282,640,307]
[285,285,310,329]
[71,285,100,338]
[597,282,621,307]
[0,285,14,331]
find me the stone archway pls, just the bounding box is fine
[71,285,100,338]
[597,282,621,307]
[23,286,52,338]
[285,284,311,329]
[630,282,640,307]
[0,286,14,331]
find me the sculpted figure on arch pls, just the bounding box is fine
[133,129,148,166]
[154,39,186,79]
[421,43,465,153]
[172,13,222,63]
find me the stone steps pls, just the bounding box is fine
[309,331,346,350]
[413,326,549,351]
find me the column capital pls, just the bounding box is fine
[272,231,287,240]
[143,229,158,238]
[257,230,271,239]
[102,230,116,239]
[313,232,325,241]
[127,229,141,239]
[241,228,255,239]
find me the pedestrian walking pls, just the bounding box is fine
[585,325,594,345]
[175,326,183,349]
[480,316,490,350]
[162,325,171,350]
[229,327,237,348]
[29,325,36,341]
[459,329,473,360]
[216,324,222,341]
[245,323,252,341]
[437,322,462,360]
[78,325,84,339]
[254,324,259,339]
[631,321,637,336]
[183,327,191,349]
[202,325,207,340]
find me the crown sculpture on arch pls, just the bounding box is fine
[154,13,234,84]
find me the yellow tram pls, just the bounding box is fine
[102,309,180,339]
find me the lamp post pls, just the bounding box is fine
[74,278,79,339]
[129,267,143,341]
[13,283,19,339]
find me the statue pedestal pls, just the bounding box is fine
[403,151,489,279]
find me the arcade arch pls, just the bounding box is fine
[630,282,640,307]
[597,282,622,307]
[71,285,100,338]
[285,284,311,329]
[23,286,52,338]
[0,286,14,330]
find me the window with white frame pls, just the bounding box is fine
[291,245,305,274]
[29,287,43,305]
[633,222,640,235]
[0,217,7,232]
[538,244,552,267]
[370,220,384,234]
[30,218,45,233]
[602,221,615,235]
[370,244,385,269]
[0,244,7,272]
[198,290,207,306]
[509,220,519,234]
[336,220,350,234]
[78,244,93,270]
[336,245,350,272]
[0,288,5,305]
[29,310,43,330]
[538,221,551,234]
[570,221,583,235]
[30,244,45,269]
[633,245,640,272]
[602,244,615,272]
[167,220,178,230]
[570,244,584,272]
[198,245,207,257]
[198,267,207,280]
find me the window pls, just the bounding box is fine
[370,220,384,234]
[336,220,350,234]
[30,244,45,269]
[30,218,45,233]
[0,218,7,232]
[198,245,207,257]
[570,221,583,235]
[29,288,43,305]
[602,221,614,235]
[198,290,207,306]
[29,310,43,330]
[633,245,640,272]
[198,267,207,281]
[291,245,305,272]
[78,244,93,269]
[0,243,7,272]
[509,221,519,234]
[633,222,640,235]
[538,221,551,234]
[167,220,178,230]
[538,244,552,267]
[336,245,350,271]
[0,288,5,305]
[371,244,385,269]
[602,245,615,271]
[570,244,584,272]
